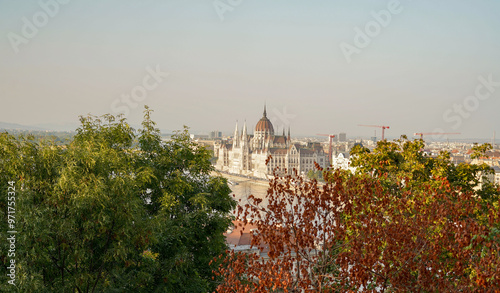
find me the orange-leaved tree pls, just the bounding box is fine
[215,163,500,292]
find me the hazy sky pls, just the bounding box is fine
[1,0,499,139]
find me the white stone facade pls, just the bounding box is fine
[214,106,327,179]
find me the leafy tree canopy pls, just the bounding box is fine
[350,136,498,201]
[0,107,236,292]
[216,137,500,292]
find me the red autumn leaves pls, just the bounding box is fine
[215,168,500,292]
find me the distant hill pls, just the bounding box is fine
[0,122,45,131]
[32,123,79,132]
[0,121,172,134]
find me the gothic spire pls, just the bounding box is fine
[234,120,239,136]
[233,120,240,147]
[242,120,248,147]
[263,103,267,118]
[242,120,247,137]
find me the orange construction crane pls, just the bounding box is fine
[358,125,390,140]
[316,134,336,165]
[414,132,460,139]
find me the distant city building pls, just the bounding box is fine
[338,132,347,142]
[331,153,356,173]
[213,105,327,179]
[493,166,500,186]
[190,134,209,140]
[209,131,222,139]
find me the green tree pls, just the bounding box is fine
[216,137,500,292]
[0,108,236,292]
[350,136,499,201]
[4,115,154,292]
[217,163,500,292]
[307,169,323,181]
[134,107,236,292]
[0,132,28,291]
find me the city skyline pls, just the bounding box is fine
[1,1,499,139]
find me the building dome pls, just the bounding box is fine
[255,117,274,133]
[255,105,274,134]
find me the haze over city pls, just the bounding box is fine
[1,0,499,139]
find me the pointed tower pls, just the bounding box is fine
[242,120,248,148]
[255,103,274,146]
[287,127,291,147]
[233,121,240,148]
[241,120,249,170]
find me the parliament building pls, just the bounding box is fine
[213,105,327,179]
